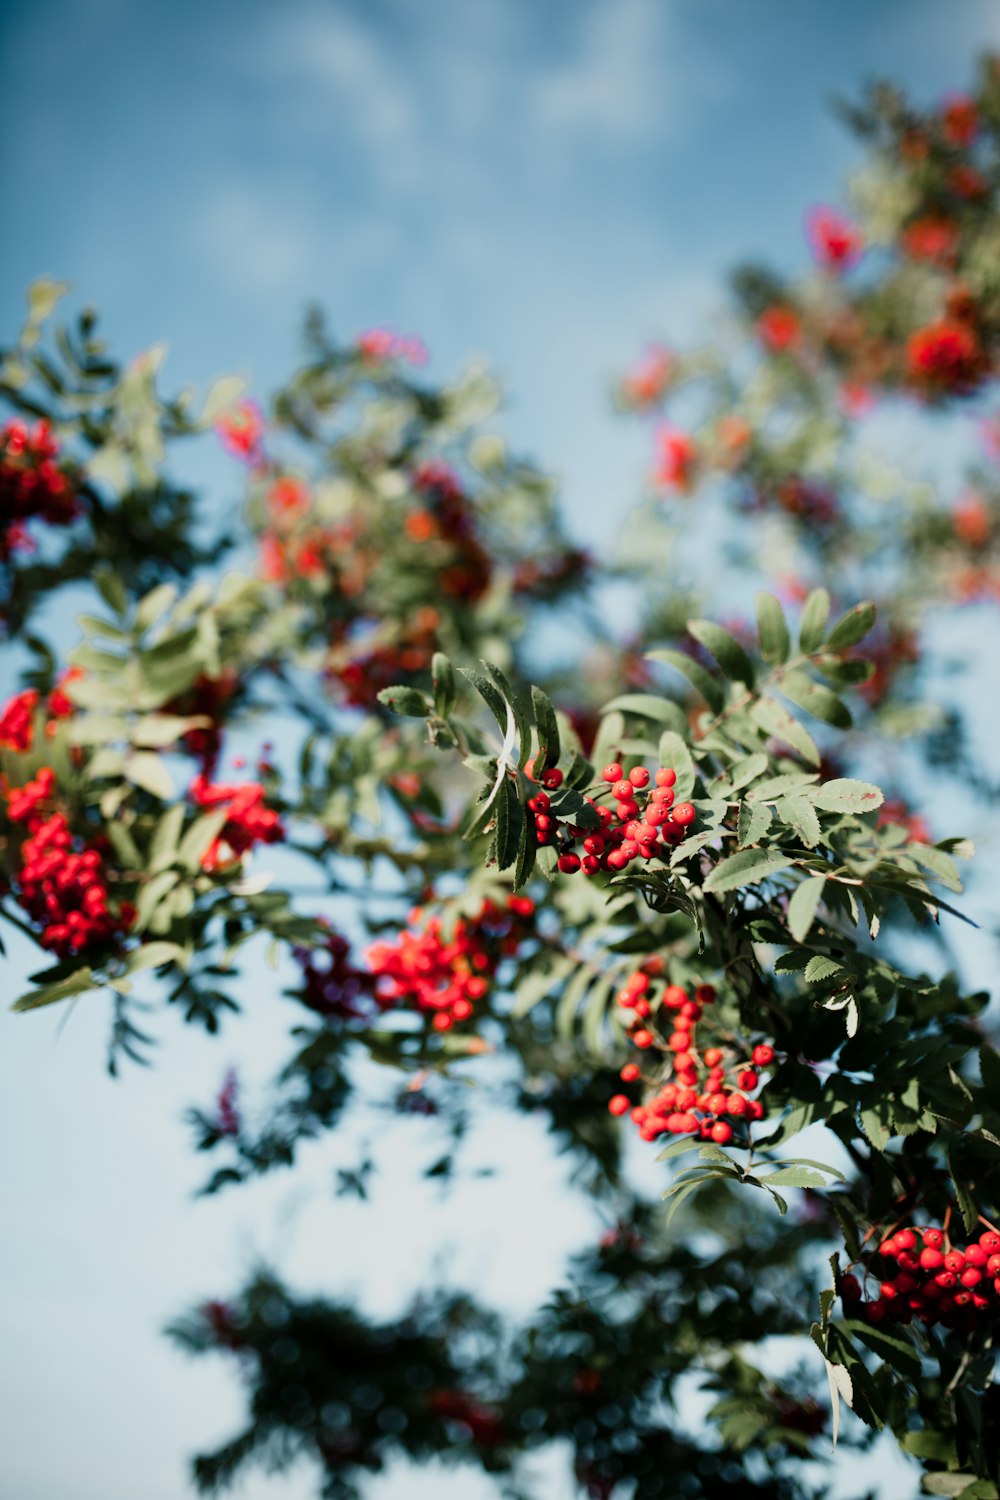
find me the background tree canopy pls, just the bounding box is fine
[4,8,1000,1500]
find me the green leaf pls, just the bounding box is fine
[125,751,175,801]
[135,583,178,634]
[804,955,844,983]
[431,652,457,716]
[512,801,537,890]
[755,592,790,665]
[530,685,561,773]
[460,665,510,735]
[377,686,432,717]
[757,1166,829,1188]
[602,693,687,725]
[808,778,883,814]
[131,714,207,749]
[687,619,755,687]
[134,870,181,931]
[703,848,793,895]
[645,649,724,715]
[787,876,826,942]
[657,729,697,801]
[177,810,229,872]
[749,696,820,765]
[776,794,821,848]
[11,966,97,1012]
[494,775,523,871]
[94,568,129,617]
[825,601,877,650]
[122,941,186,974]
[737,799,772,847]
[798,588,831,652]
[779,669,852,729]
[149,804,186,872]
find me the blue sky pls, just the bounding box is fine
[3,3,1000,1498]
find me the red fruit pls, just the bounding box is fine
[601,763,624,784]
[608,1094,630,1117]
[980,1231,1000,1253]
[632,1029,654,1049]
[726,1094,748,1117]
[672,802,696,826]
[961,1267,982,1288]
[944,1250,966,1273]
[895,1229,917,1251]
[581,854,601,875]
[752,1044,774,1067]
[710,1121,733,1145]
[542,768,563,789]
[620,1063,640,1082]
[986,1254,1000,1277]
[628,766,650,788]
[923,1228,944,1249]
[695,984,716,1004]
[966,1244,988,1267]
[920,1247,944,1271]
[611,779,633,801]
[839,1274,862,1303]
[655,767,677,788]
[432,1013,452,1031]
[663,985,687,1009]
[557,852,581,874]
[737,1069,759,1091]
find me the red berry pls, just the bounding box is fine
[752,1044,774,1067]
[632,1029,654,1049]
[923,1228,944,1249]
[961,1266,982,1288]
[980,1231,1000,1253]
[542,768,563,789]
[620,1063,640,1082]
[710,1120,733,1144]
[628,766,650,788]
[655,768,676,788]
[920,1247,944,1271]
[737,1069,759,1091]
[601,763,623,784]
[557,852,581,874]
[608,1094,630,1117]
[672,801,696,826]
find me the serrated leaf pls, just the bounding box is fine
[804,955,844,983]
[122,941,186,974]
[703,848,793,895]
[494,775,523,871]
[737,799,772,847]
[687,619,755,687]
[787,876,826,942]
[749,695,820,765]
[603,693,688,726]
[798,588,831,652]
[135,583,178,634]
[431,652,457,716]
[808,778,884,814]
[755,592,790,665]
[776,794,821,848]
[149,804,186,872]
[758,1166,830,1188]
[646,648,724,715]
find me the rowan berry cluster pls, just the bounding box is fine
[0,417,79,559]
[292,928,375,1021]
[366,894,535,1032]
[527,762,695,877]
[841,1223,1000,1330]
[3,766,133,958]
[606,971,774,1145]
[190,773,285,871]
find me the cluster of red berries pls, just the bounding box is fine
[4,766,132,958]
[526,762,695,877]
[0,418,79,559]
[366,894,535,1032]
[190,773,285,871]
[606,971,774,1144]
[841,1223,1000,1330]
[0,677,81,757]
[293,928,375,1021]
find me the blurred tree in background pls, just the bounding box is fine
[5,53,1000,1500]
